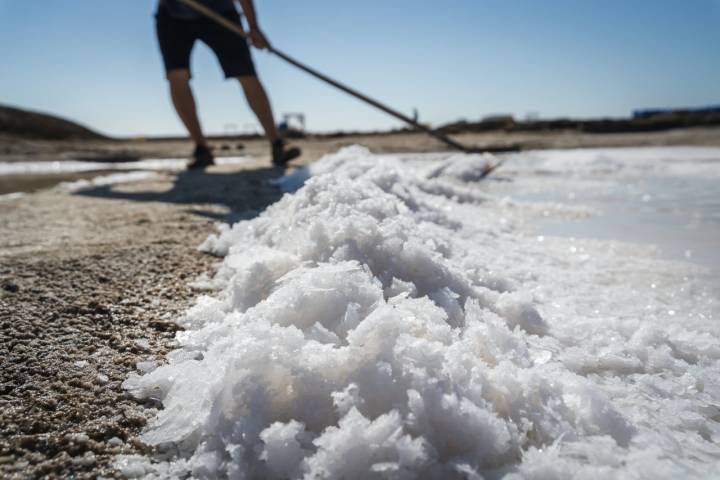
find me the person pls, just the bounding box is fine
[155,0,301,169]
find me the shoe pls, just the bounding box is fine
[271,139,301,166]
[188,144,215,170]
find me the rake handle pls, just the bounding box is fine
[177,0,474,153]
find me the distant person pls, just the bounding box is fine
[155,0,300,169]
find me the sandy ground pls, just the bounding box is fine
[0,158,287,478]
[1,128,719,477]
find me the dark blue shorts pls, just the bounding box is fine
[155,7,256,78]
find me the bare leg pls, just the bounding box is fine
[238,75,279,142]
[168,69,206,146]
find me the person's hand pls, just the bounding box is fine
[249,27,270,49]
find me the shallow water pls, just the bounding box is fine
[0,170,115,195]
[0,156,253,193]
[488,147,720,281]
[516,176,720,276]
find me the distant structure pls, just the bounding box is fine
[633,105,720,119]
[223,122,239,136]
[483,114,515,122]
[482,114,515,130]
[242,123,260,135]
[279,113,306,132]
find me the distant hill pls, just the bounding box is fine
[0,104,107,140]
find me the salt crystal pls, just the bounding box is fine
[118,146,720,479]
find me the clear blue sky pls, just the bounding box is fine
[1,0,719,137]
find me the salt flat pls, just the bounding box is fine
[117,146,720,479]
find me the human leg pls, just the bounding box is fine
[167,70,207,146]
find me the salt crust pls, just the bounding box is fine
[118,146,719,479]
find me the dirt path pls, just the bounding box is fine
[0,160,284,478]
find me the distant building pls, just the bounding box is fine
[279,113,306,132]
[482,114,515,122]
[633,105,720,119]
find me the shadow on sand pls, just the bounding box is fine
[75,166,288,223]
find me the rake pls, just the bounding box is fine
[178,0,514,168]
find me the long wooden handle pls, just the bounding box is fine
[177,0,475,153]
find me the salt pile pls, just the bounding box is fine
[118,146,720,479]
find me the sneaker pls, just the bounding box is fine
[188,144,215,170]
[271,139,301,166]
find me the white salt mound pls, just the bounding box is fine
[119,146,720,479]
